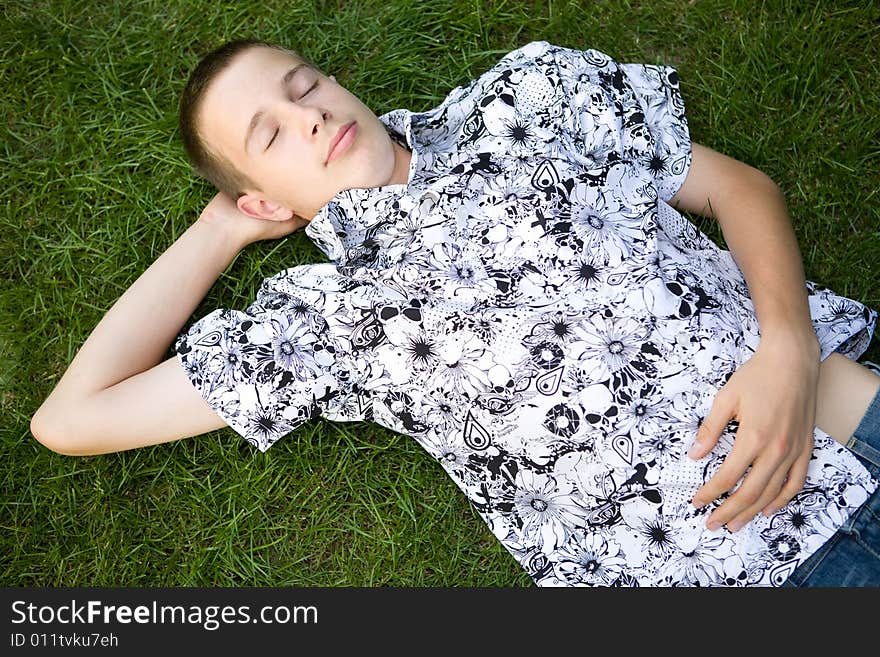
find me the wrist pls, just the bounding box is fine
[758,325,820,360]
[193,212,251,255]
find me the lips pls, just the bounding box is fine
[326,121,357,165]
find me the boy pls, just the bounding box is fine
[32,40,880,586]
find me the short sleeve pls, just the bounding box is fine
[526,41,691,201]
[617,61,692,200]
[174,292,344,453]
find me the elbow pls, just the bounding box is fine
[745,166,782,196]
[30,404,84,456]
[717,166,784,217]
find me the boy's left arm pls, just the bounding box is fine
[669,142,821,533]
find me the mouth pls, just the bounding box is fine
[325,121,357,165]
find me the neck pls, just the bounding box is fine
[388,141,412,186]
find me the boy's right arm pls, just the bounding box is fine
[30,192,303,456]
[36,356,229,456]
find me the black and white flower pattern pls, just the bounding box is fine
[176,41,879,586]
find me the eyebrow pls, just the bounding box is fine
[244,64,307,154]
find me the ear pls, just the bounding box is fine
[236,193,295,221]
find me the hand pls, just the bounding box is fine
[196,191,305,248]
[688,331,821,532]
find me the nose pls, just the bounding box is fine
[278,102,331,144]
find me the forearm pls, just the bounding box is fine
[714,175,819,351]
[41,218,245,406]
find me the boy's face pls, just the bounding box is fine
[198,46,401,224]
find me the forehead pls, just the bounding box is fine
[199,46,304,157]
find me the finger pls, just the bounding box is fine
[689,387,736,460]
[271,217,304,237]
[701,445,781,529]
[761,440,812,516]
[691,435,754,511]
[725,460,792,532]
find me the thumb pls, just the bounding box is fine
[689,389,735,459]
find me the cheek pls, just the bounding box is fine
[274,145,311,179]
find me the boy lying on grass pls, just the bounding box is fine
[32,40,880,586]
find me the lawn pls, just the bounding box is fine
[2,0,878,586]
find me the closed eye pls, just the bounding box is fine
[300,81,318,98]
[266,128,279,150]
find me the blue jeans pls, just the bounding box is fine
[783,379,880,587]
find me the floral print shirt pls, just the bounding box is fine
[176,41,879,586]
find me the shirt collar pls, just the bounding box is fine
[304,109,419,263]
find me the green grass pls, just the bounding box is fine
[2,0,878,587]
